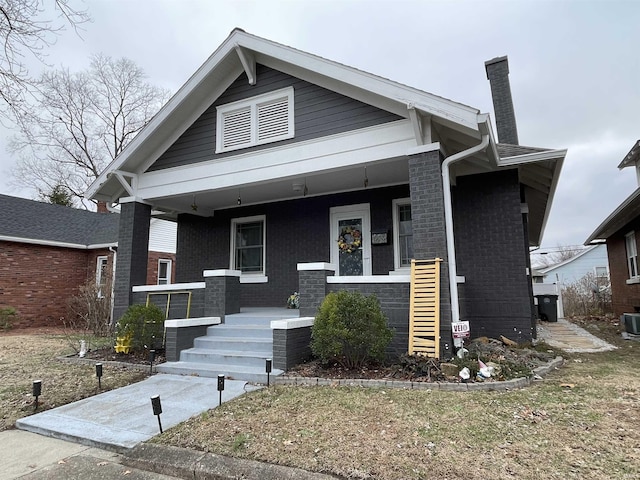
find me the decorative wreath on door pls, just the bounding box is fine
[337,226,362,253]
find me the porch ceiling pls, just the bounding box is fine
[150,156,410,217]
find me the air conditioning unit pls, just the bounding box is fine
[622,313,640,335]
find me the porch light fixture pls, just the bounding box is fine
[151,395,163,433]
[32,380,42,411]
[266,358,272,387]
[237,190,242,205]
[191,195,198,212]
[363,166,369,188]
[96,363,103,389]
[217,374,225,406]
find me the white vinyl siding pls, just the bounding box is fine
[216,87,294,153]
[626,231,638,279]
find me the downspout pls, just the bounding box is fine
[442,125,490,325]
[109,246,117,325]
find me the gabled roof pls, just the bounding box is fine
[585,187,640,244]
[87,28,487,202]
[617,139,640,169]
[538,244,603,274]
[0,194,118,248]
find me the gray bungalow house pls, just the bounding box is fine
[87,29,566,376]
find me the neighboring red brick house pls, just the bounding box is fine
[0,194,176,328]
[586,140,640,316]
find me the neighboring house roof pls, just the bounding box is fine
[0,194,119,249]
[585,187,640,243]
[87,28,566,247]
[538,245,603,275]
[586,139,640,244]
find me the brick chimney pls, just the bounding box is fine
[485,56,519,145]
[97,201,109,213]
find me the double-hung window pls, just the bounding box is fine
[96,256,109,297]
[216,87,294,153]
[158,259,172,285]
[392,199,414,270]
[626,231,638,279]
[231,215,266,275]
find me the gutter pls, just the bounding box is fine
[441,117,491,325]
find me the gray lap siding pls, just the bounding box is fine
[175,185,409,307]
[148,65,402,172]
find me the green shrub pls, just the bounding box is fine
[0,307,17,331]
[311,291,393,369]
[116,304,165,353]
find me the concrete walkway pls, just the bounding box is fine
[536,318,617,353]
[16,374,258,452]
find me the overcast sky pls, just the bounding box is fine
[1,0,638,254]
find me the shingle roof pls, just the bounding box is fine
[0,194,119,247]
[497,143,551,158]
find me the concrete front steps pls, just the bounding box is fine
[157,309,299,384]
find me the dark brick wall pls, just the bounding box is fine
[327,283,411,359]
[113,202,151,321]
[299,269,331,317]
[607,219,640,315]
[453,169,533,341]
[204,276,240,318]
[165,325,209,362]
[176,185,409,307]
[485,57,519,145]
[408,149,452,354]
[273,327,313,370]
[132,289,205,319]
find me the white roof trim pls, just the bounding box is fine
[499,149,568,166]
[0,235,116,250]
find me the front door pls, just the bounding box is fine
[330,204,371,276]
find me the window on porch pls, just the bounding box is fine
[231,215,266,275]
[626,231,638,279]
[393,198,414,270]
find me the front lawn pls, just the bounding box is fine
[155,318,640,479]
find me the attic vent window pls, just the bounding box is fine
[216,87,294,153]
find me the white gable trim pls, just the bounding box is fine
[87,29,484,202]
[0,235,116,250]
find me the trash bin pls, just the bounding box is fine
[535,294,558,322]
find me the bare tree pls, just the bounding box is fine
[9,54,170,207]
[532,245,582,268]
[0,0,89,123]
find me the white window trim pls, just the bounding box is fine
[96,255,109,298]
[215,87,294,153]
[392,198,412,271]
[626,231,638,280]
[230,214,267,277]
[157,259,172,285]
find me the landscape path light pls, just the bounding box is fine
[95,363,103,389]
[217,374,225,407]
[266,358,272,387]
[151,395,163,433]
[32,380,42,412]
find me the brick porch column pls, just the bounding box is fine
[297,263,336,317]
[408,148,453,356]
[113,200,151,322]
[202,269,241,321]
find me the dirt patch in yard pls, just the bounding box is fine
[0,330,146,431]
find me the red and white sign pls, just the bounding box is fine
[451,321,470,339]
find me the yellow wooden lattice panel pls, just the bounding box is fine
[409,258,441,358]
